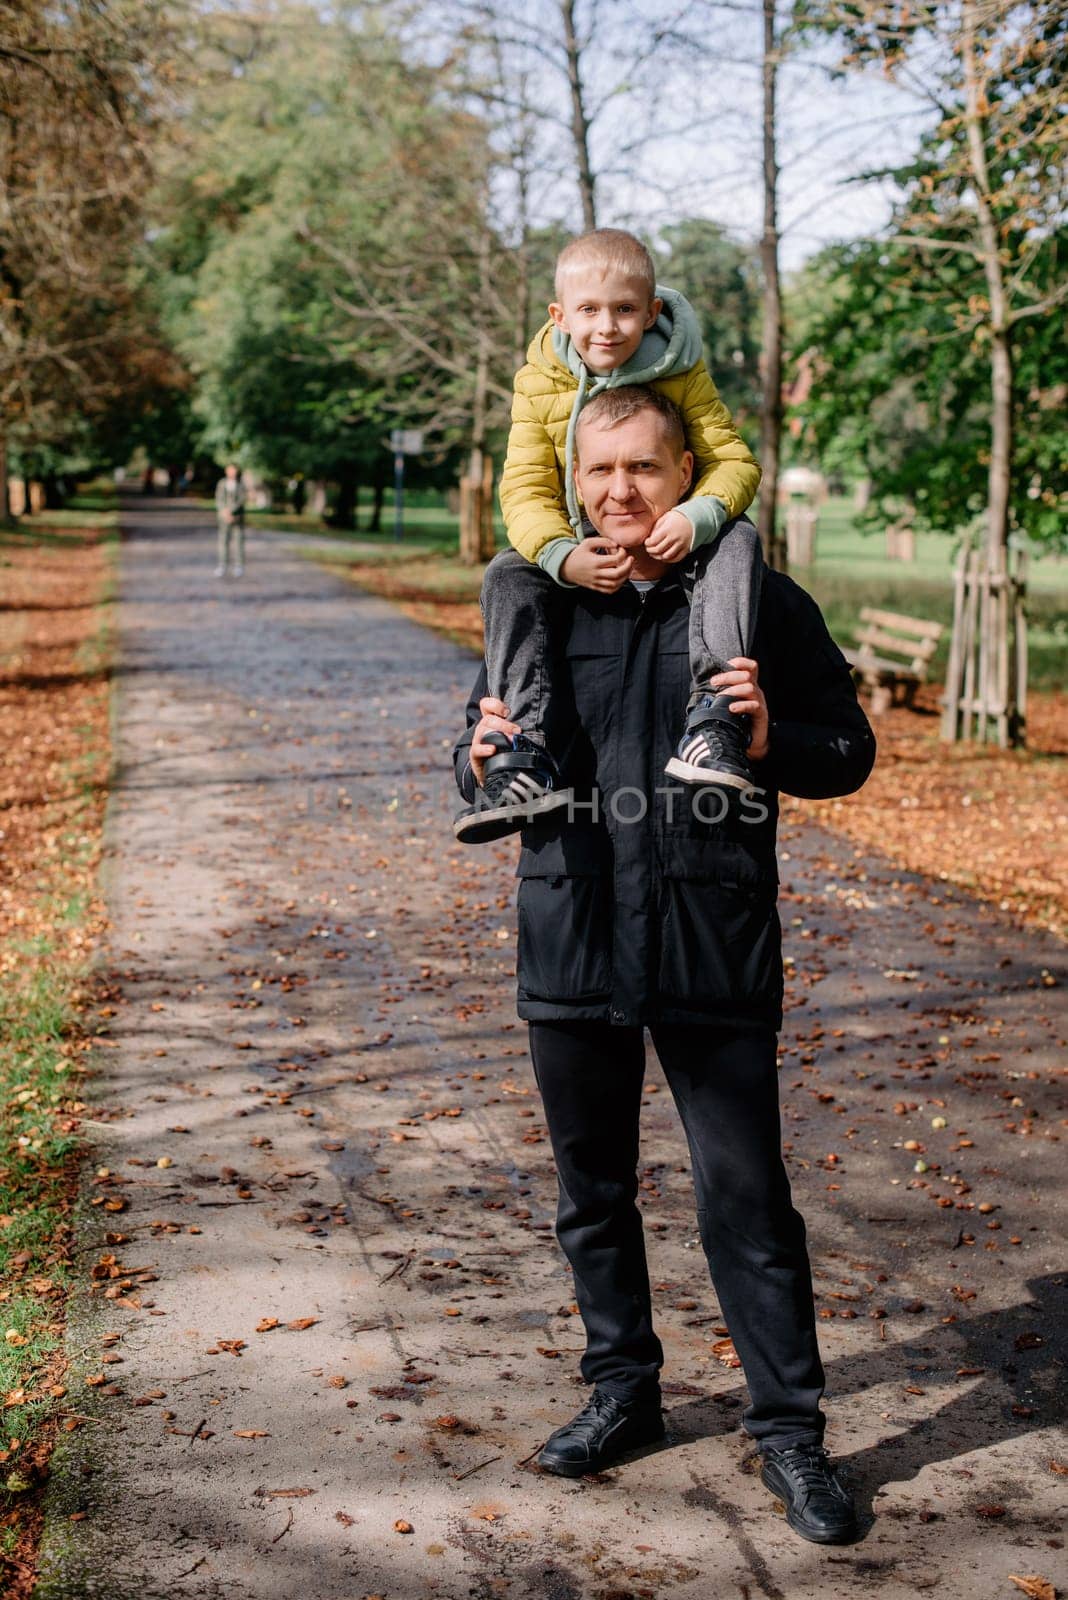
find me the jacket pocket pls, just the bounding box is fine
[658,874,782,1014]
[516,854,612,1003]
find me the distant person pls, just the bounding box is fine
[456,228,763,844]
[289,475,307,516]
[141,465,154,495]
[214,464,247,578]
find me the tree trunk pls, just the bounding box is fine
[460,227,494,566]
[758,0,787,571]
[369,466,385,533]
[331,467,358,530]
[560,0,597,230]
[961,0,1012,573]
[954,0,1021,748]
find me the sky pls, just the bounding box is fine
[448,0,941,274]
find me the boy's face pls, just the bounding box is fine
[549,269,662,375]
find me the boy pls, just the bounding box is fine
[454,228,764,844]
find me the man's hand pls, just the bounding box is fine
[710,657,770,762]
[469,695,520,787]
[644,508,693,563]
[561,539,634,592]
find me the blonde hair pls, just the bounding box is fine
[555,228,656,301]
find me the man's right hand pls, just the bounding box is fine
[561,539,634,592]
[469,696,520,787]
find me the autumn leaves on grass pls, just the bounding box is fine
[0,526,112,1597]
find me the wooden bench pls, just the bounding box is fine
[842,607,944,714]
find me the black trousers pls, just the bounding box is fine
[528,1019,826,1452]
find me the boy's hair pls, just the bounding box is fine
[575,386,686,458]
[555,228,656,301]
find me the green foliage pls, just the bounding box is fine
[789,1,1068,548]
[788,232,1067,544]
[656,220,762,426]
[145,6,507,496]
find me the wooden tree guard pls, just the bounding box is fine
[941,533,1028,748]
[459,452,496,566]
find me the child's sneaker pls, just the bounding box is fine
[664,694,755,791]
[454,732,573,844]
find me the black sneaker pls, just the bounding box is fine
[454,731,574,844]
[664,694,755,791]
[537,1389,665,1478]
[760,1443,858,1544]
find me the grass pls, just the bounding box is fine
[0,523,113,1562]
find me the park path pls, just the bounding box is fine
[37,496,1066,1600]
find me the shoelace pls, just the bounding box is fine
[775,1446,842,1495]
[680,725,735,765]
[482,766,550,806]
[561,1390,621,1442]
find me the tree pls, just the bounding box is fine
[148,5,500,523]
[0,1,182,514]
[788,234,1066,546]
[759,0,787,568]
[656,220,762,426]
[812,0,1068,744]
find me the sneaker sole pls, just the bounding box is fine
[538,1418,666,1478]
[760,1466,858,1544]
[664,756,754,791]
[453,787,575,845]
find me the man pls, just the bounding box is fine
[214,462,247,578]
[452,386,876,1545]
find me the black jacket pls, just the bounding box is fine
[453,563,876,1031]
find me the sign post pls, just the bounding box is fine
[388,429,424,541]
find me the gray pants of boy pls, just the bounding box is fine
[217,513,245,572]
[481,517,764,746]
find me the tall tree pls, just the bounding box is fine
[813,0,1067,743]
[759,0,787,568]
[0,1,180,513]
[148,5,502,519]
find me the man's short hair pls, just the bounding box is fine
[576,386,687,459]
[555,228,656,301]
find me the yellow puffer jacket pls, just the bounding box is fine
[499,319,761,575]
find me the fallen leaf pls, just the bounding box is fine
[287,1317,318,1331]
[394,1519,413,1534]
[1008,1579,1056,1600]
[335,1510,356,1527]
[975,1504,1006,1518]
[710,1337,741,1368]
[234,1430,270,1439]
[257,1487,315,1499]
[256,1318,279,1333]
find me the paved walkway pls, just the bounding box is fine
[39,498,1066,1600]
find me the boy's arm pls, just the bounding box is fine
[675,362,762,548]
[498,385,579,586]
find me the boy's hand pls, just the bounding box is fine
[645,508,693,563]
[561,539,634,592]
[470,696,520,787]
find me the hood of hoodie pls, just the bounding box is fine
[525,286,704,387]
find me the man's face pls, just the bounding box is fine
[226,464,238,479]
[549,270,661,374]
[574,411,693,547]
